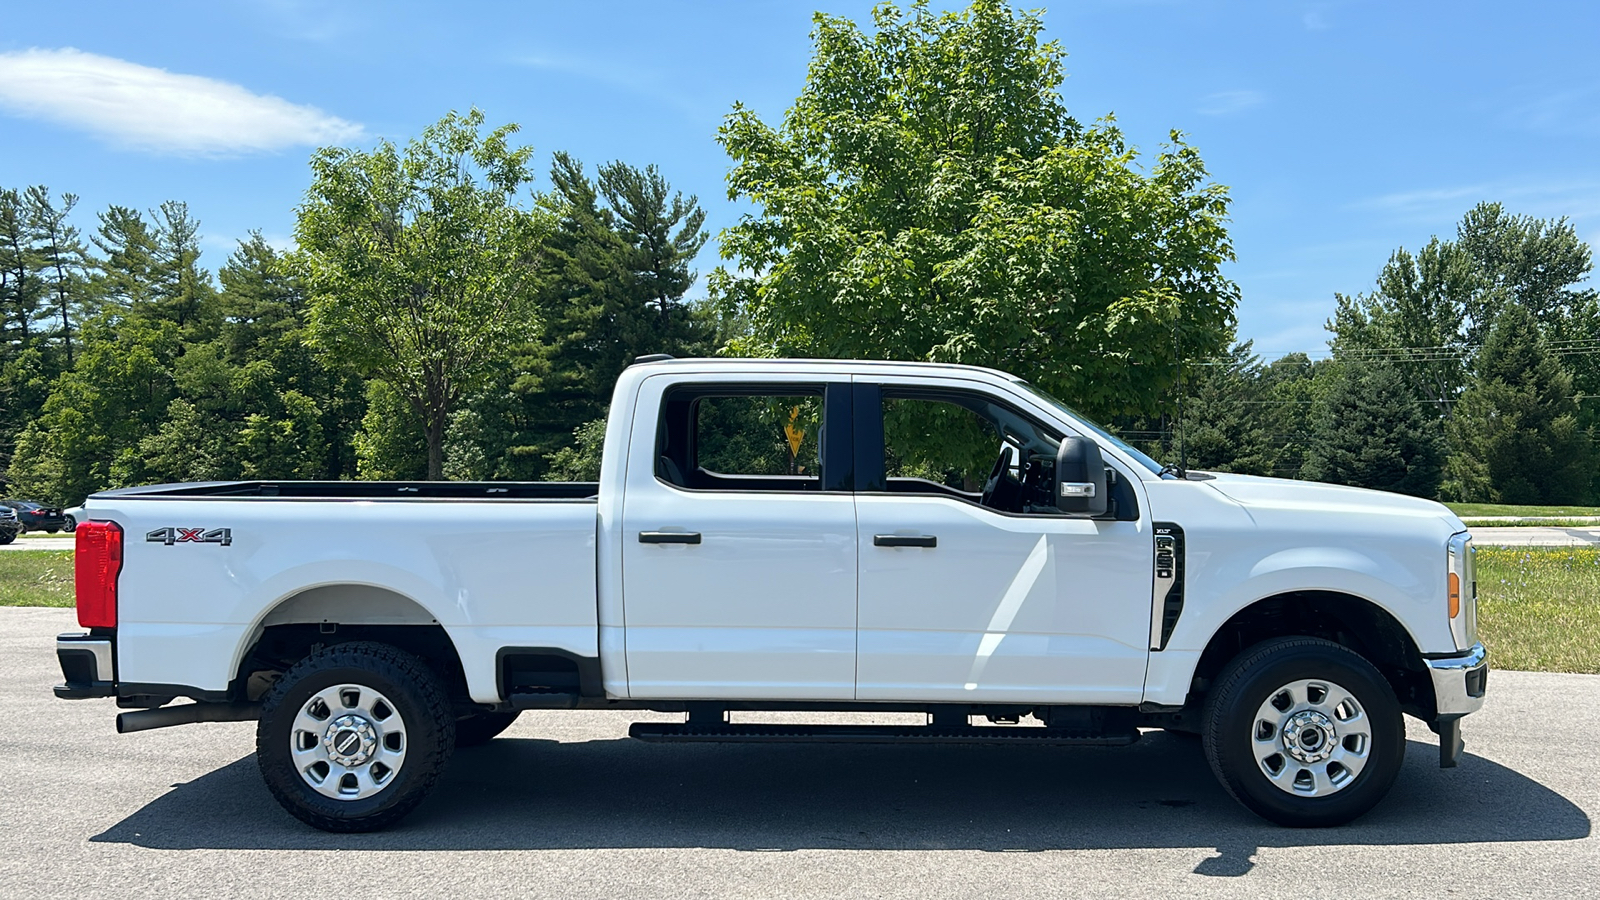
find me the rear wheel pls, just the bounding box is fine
[1203,637,1404,827]
[44,527,59,534]
[455,710,521,747]
[63,516,76,533]
[257,642,455,832]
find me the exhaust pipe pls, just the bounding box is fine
[116,702,260,734]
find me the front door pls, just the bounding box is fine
[852,379,1153,704]
[620,376,858,699]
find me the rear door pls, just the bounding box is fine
[619,374,859,699]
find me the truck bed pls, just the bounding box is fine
[93,480,601,501]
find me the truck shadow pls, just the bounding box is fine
[92,733,1588,866]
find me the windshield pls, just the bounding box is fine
[1011,380,1167,476]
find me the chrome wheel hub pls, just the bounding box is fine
[1281,709,1337,764]
[291,684,407,800]
[1251,678,1372,798]
[323,715,378,767]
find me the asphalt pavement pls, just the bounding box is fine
[0,607,1595,899]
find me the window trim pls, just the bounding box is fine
[853,382,1140,521]
[653,381,854,495]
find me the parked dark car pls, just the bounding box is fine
[1,499,67,533]
[0,505,18,544]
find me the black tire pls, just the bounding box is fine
[1203,636,1404,827]
[44,527,59,534]
[455,710,521,747]
[63,517,76,533]
[257,641,455,832]
[0,532,14,545]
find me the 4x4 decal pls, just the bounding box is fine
[146,527,232,546]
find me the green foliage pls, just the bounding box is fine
[1175,344,1274,476]
[1329,238,1475,409]
[695,395,822,477]
[1444,304,1593,504]
[1302,358,1444,498]
[883,397,997,489]
[479,153,719,480]
[354,379,428,481]
[296,108,549,479]
[544,416,608,482]
[714,0,1236,420]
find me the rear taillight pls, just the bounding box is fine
[75,520,122,628]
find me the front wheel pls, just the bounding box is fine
[1203,637,1404,827]
[257,642,455,832]
[63,516,76,533]
[0,532,14,545]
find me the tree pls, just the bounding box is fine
[1327,202,1599,420]
[448,153,718,480]
[295,109,549,479]
[714,0,1237,420]
[1328,238,1475,411]
[0,188,45,346]
[24,187,91,365]
[1257,352,1322,479]
[1301,359,1444,498]
[1456,203,1596,344]
[1178,344,1274,475]
[1443,304,1593,504]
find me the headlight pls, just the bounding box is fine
[1447,532,1478,651]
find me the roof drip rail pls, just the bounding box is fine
[633,353,675,365]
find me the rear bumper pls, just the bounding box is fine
[55,633,115,699]
[1427,642,1488,718]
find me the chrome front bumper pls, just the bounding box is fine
[1427,642,1489,717]
[55,632,115,699]
[1425,642,1488,768]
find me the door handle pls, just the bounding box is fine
[874,534,937,548]
[639,531,702,544]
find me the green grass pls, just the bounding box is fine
[1448,502,1600,518]
[1461,517,1600,528]
[1476,547,1600,673]
[0,550,75,607]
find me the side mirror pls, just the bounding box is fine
[1056,436,1108,517]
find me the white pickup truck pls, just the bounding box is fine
[55,356,1487,832]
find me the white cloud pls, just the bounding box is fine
[1196,90,1265,116]
[0,47,363,156]
[1356,179,1600,226]
[1504,84,1600,137]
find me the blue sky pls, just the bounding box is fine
[2,0,1596,359]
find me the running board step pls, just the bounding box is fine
[509,692,580,710]
[628,722,1140,746]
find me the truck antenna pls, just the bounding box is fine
[1174,315,1187,478]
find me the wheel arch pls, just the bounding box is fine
[231,583,470,706]
[1189,590,1437,720]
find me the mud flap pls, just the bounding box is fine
[1435,716,1464,768]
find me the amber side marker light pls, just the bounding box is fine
[74,520,123,629]
[1448,571,1461,619]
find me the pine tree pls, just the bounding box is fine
[1180,343,1274,475]
[1444,304,1593,503]
[24,187,91,365]
[1302,358,1444,498]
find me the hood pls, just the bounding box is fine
[1195,472,1466,533]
